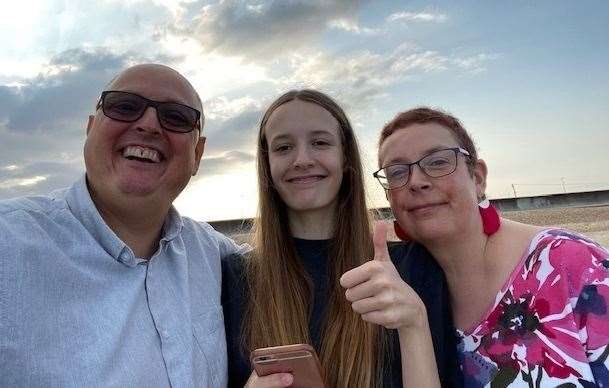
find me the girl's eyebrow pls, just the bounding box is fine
[268,133,292,144]
[309,129,335,137]
[270,129,337,144]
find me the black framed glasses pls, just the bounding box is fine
[98,90,202,133]
[373,147,471,190]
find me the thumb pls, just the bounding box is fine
[373,222,390,262]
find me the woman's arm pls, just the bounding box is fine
[398,309,441,387]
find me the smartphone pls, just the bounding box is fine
[250,343,325,388]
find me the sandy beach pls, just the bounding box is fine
[502,205,609,247]
[382,205,609,247]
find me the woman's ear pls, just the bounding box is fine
[473,158,488,199]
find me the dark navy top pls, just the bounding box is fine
[221,239,462,387]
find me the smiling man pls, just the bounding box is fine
[0,64,245,387]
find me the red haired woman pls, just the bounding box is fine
[375,107,609,387]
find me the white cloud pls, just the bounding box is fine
[387,11,448,23]
[2,165,20,171]
[156,34,271,98]
[280,45,497,109]
[328,18,379,35]
[0,176,47,189]
[452,53,500,74]
[206,96,263,121]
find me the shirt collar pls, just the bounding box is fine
[65,175,183,267]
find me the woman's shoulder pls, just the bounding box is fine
[524,228,609,288]
[523,228,608,265]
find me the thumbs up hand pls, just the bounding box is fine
[339,222,427,330]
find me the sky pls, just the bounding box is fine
[0,0,608,221]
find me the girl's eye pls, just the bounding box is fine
[274,144,292,152]
[312,140,330,147]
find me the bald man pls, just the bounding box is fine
[0,64,245,387]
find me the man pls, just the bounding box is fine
[0,64,244,387]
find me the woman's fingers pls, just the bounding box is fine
[344,276,384,302]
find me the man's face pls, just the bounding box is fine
[84,65,205,208]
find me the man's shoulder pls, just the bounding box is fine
[180,216,217,238]
[178,216,232,250]
[0,190,68,219]
[178,215,249,257]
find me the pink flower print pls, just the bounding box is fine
[479,289,584,379]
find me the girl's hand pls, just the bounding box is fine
[244,370,293,388]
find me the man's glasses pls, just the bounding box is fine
[373,147,471,190]
[98,90,202,134]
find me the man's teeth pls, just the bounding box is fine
[122,146,161,163]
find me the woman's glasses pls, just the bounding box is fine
[374,147,471,190]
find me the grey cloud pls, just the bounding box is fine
[0,160,83,199]
[173,0,364,61]
[204,107,262,155]
[0,47,181,200]
[4,48,179,133]
[199,150,255,177]
[0,86,20,118]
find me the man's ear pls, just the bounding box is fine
[473,158,488,199]
[192,136,206,176]
[86,115,95,135]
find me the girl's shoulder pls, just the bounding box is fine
[221,252,250,305]
[388,241,448,298]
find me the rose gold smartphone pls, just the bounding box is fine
[250,344,325,388]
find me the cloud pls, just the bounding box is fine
[1,48,153,133]
[200,150,255,177]
[387,11,448,23]
[452,53,501,74]
[328,18,379,35]
[279,44,497,110]
[170,0,365,62]
[0,47,181,200]
[204,103,263,155]
[0,159,83,199]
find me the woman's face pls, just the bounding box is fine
[378,122,486,242]
[265,99,344,216]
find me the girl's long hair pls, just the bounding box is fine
[243,90,385,387]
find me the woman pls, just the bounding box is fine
[222,91,461,387]
[375,107,609,387]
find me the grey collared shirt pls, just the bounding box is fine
[0,177,246,388]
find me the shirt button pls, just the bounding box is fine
[161,329,169,339]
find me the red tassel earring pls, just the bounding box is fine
[478,199,500,236]
[393,220,410,241]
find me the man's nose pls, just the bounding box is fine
[135,107,163,135]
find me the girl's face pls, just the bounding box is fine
[265,99,344,216]
[378,122,487,242]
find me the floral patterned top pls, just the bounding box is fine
[457,229,609,387]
